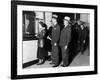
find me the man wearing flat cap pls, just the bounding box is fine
[59,16,71,67]
[50,14,60,67]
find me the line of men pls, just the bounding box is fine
[50,14,71,67]
[36,14,89,67]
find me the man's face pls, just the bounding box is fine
[52,18,56,25]
[80,25,84,29]
[77,21,81,25]
[64,20,68,26]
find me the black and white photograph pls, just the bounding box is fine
[11,1,97,79]
[22,11,90,68]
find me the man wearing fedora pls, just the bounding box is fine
[59,16,71,67]
[77,20,88,55]
[50,14,60,67]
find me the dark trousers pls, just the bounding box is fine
[51,45,59,65]
[61,46,69,66]
[80,41,84,54]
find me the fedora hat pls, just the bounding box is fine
[64,16,70,21]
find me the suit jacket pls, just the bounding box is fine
[59,26,71,47]
[51,24,60,45]
[78,25,88,42]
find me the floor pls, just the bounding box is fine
[25,48,89,69]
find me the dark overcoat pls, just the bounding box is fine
[51,24,60,65]
[59,25,71,66]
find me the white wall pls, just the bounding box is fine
[80,13,90,23]
[35,11,44,33]
[35,11,44,19]
[45,12,52,28]
[23,40,38,63]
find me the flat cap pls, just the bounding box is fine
[52,14,58,19]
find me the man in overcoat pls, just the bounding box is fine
[77,20,88,55]
[50,14,60,67]
[59,16,71,67]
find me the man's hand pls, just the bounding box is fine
[83,40,85,43]
[40,44,43,48]
[47,36,51,40]
[54,43,57,46]
[26,32,30,34]
[64,45,68,50]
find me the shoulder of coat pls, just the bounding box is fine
[66,25,71,29]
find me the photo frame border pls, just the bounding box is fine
[11,0,98,79]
